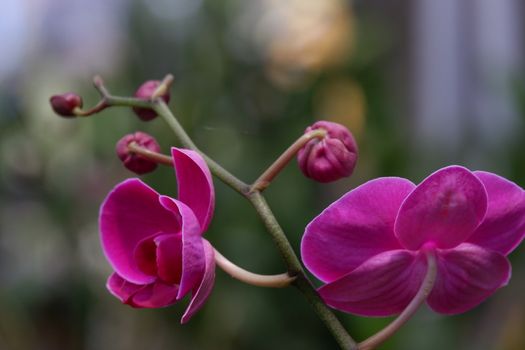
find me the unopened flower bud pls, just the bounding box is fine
[49,93,83,117]
[297,121,358,183]
[132,80,170,121]
[116,132,161,174]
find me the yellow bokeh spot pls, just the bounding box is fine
[259,0,355,88]
[313,78,366,138]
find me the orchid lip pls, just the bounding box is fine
[420,241,437,253]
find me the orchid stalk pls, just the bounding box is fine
[49,74,525,350]
[88,75,358,349]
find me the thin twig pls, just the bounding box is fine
[251,129,327,192]
[127,142,173,166]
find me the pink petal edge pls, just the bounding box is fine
[181,239,216,323]
[129,281,180,308]
[301,177,414,282]
[172,147,215,232]
[467,171,525,255]
[395,166,488,250]
[155,233,183,284]
[427,243,511,315]
[159,196,206,300]
[107,273,144,303]
[318,250,427,317]
[106,273,180,308]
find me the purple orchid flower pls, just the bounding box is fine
[301,166,525,316]
[99,147,215,323]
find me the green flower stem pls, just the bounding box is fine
[152,101,250,195]
[153,98,357,349]
[90,77,357,350]
[93,76,151,108]
[358,251,438,350]
[250,128,327,193]
[105,96,151,108]
[247,191,357,349]
[151,74,175,99]
[92,75,249,194]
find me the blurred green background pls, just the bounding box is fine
[1,0,525,349]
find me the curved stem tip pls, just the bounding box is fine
[358,251,438,350]
[214,248,296,288]
[250,129,327,192]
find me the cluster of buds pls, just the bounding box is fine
[50,79,175,177]
[49,78,359,184]
[49,79,170,120]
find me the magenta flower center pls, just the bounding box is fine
[133,233,183,285]
[134,239,159,276]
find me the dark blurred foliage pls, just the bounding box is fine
[0,0,524,349]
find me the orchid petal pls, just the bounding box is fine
[318,250,427,316]
[172,147,215,232]
[134,235,160,276]
[395,166,487,250]
[107,273,179,308]
[427,243,511,314]
[181,239,216,324]
[155,233,183,284]
[129,282,180,308]
[467,171,525,255]
[159,196,205,300]
[100,179,181,284]
[107,273,145,304]
[302,178,414,282]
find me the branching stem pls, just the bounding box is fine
[83,75,361,349]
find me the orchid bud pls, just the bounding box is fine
[49,93,83,117]
[297,121,358,183]
[132,80,171,121]
[116,132,161,174]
